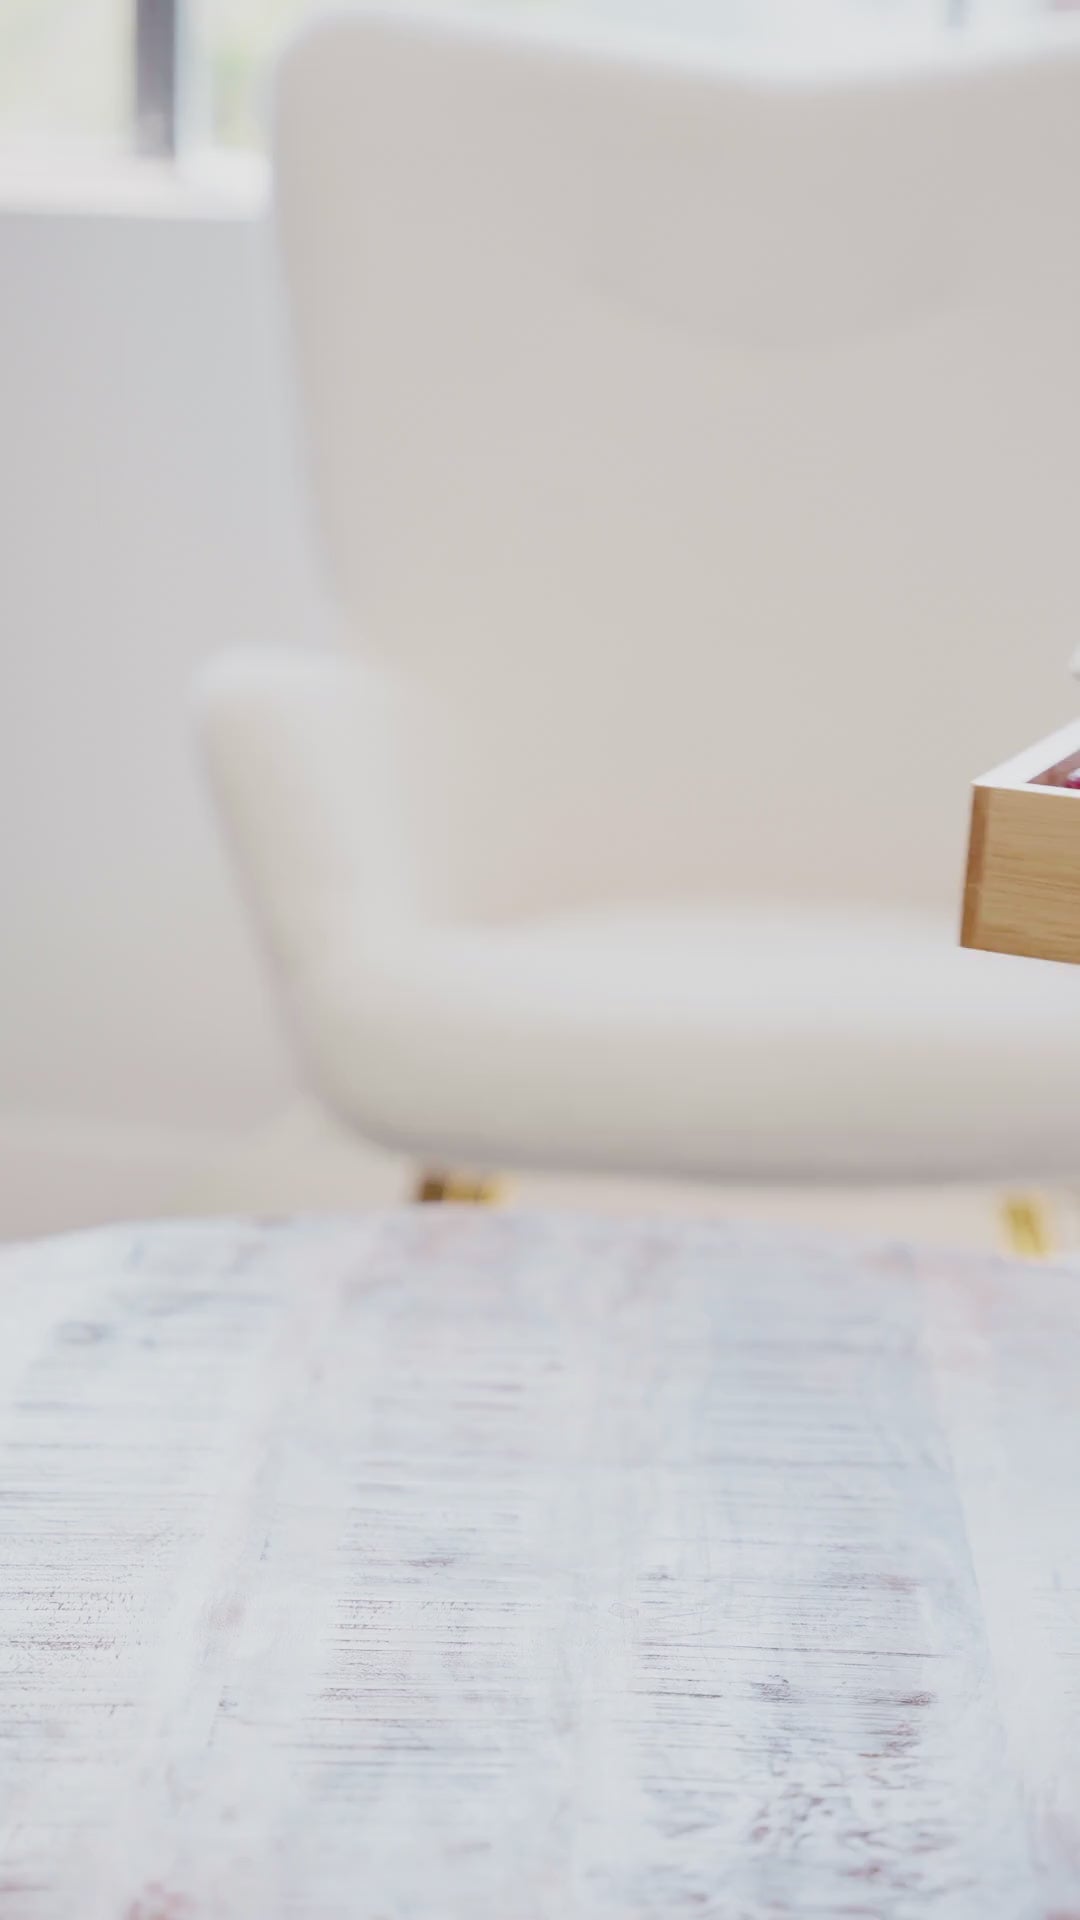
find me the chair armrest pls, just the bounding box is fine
[194,649,417,991]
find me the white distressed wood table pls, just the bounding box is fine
[1,1212,1079,1919]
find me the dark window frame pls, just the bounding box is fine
[134,0,185,157]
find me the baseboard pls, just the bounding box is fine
[2,1108,1074,1258]
[0,1103,401,1242]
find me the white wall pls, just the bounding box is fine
[0,187,347,1231]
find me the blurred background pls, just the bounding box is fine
[4,0,1080,1247]
[4,0,1079,156]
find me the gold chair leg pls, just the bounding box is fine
[414,1168,507,1205]
[999,1192,1056,1259]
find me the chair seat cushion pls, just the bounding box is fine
[305,905,1080,1179]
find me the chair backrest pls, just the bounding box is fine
[275,9,1080,922]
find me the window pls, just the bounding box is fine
[204,0,318,148]
[1,1,128,157]
[1,0,1075,164]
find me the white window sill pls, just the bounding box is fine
[0,148,268,221]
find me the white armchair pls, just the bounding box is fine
[199,8,1080,1184]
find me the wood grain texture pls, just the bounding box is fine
[1,1211,1079,1918]
[962,719,1080,963]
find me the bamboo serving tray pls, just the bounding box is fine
[962,719,1080,964]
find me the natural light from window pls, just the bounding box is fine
[2,0,1078,162]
